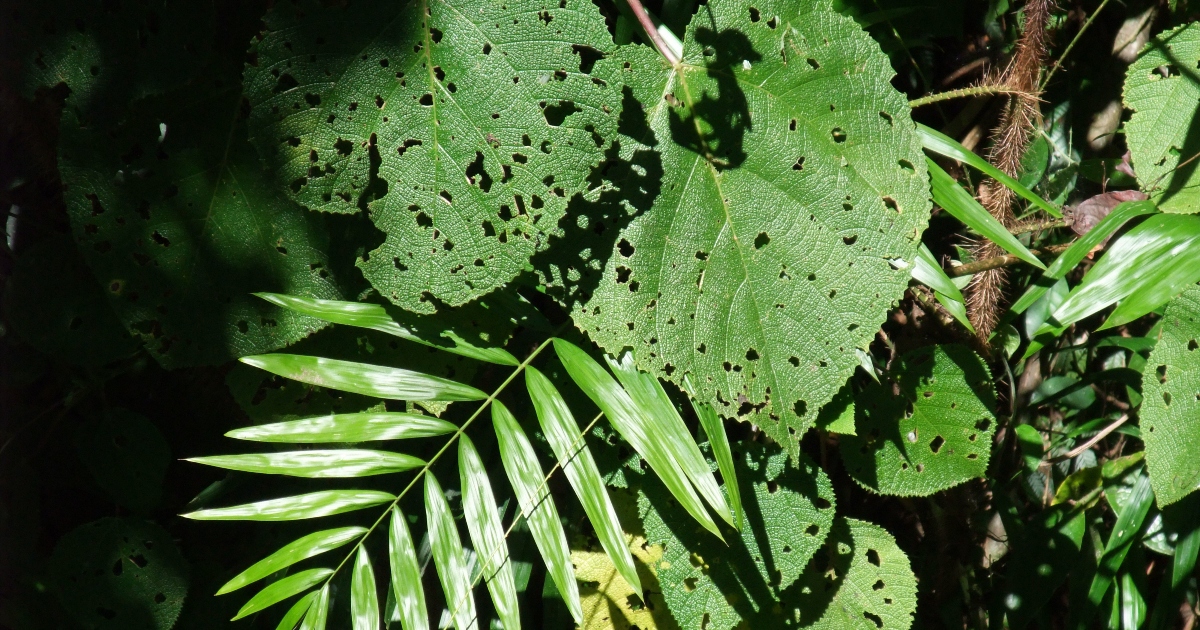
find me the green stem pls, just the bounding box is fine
[1040,0,1113,90]
[908,85,1032,109]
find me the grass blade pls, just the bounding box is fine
[254,293,519,366]
[275,590,319,630]
[491,401,582,623]
[553,339,722,541]
[351,547,380,630]
[927,158,1045,268]
[226,412,456,443]
[388,506,429,630]
[240,354,486,401]
[918,124,1062,217]
[525,366,642,595]
[682,376,743,531]
[188,451,424,478]
[299,584,330,630]
[425,473,477,630]
[218,527,365,595]
[458,436,520,630]
[233,568,332,620]
[182,490,394,521]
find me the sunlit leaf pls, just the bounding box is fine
[927,158,1044,268]
[226,412,457,443]
[425,473,477,630]
[233,568,332,620]
[458,436,520,630]
[681,375,743,530]
[240,354,487,401]
[388,506,429,630]
[276,591,320,630]
[351,547,380,630]
[1140,285,1200,506]
[182,490,394,521]
[911,243,975,332]
[218,527,365,595]
[188,450,423,478]
[299,584,331,630]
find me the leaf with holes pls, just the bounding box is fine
[575,0,930,454]
[640,441,837,630]
[839,345,996,497]
[244,0,625,313]
[1140,284,1200,506]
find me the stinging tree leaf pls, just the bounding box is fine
[233,568,332,620]
[389,506,430,630]
[226,412,457,443]
[351,546,381,630]
[182,490,394,521]
[425,472,478,630]
[218,527,365,595]
[187,450,424,478]
[458,436,521,630]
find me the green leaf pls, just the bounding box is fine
[300,585,331,630]
[240,354,487,401]
[1073,469,1155,630]
[816,382,858,436]
[244,0,625,313]
[1000,505,1086,629]
[1140,285,1200,505]
[1049,214,1200,330]
[187,450,424,478]
[917,123,1062,217]
[525,366,642,595]
[927,159,1044,268]
[457,436,520,630]
[683,376,744,531]
[351,546,380,630]
[218,527,365,595]
[1123,23,1200,213]
[912,244,965,302]
[424,473,477,630]
[233,568,332,620]
[641,441,836,630]
[276,591,319,630]
[490,401,582,623]
[226,412,457,443]
[840,345,997,496]
[575,0,932,451]
[254,293,518,366]
[388,506,430,630]
[553,338,723,540]
[181,490,394,521]
[74,409,170,513]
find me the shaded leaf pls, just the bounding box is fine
[182,490,394,521]
[187,450,424,478]
[74,409,170,513]
[240,354,486,401]
[1000,505,1087,629]
[351,546,380,630]
[233,568,332,620]
[388,506,430,630]
[425,473,477,630]
[218,527,365,595]
[458,436,520,630]
[227,412,457,443]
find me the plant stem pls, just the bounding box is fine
[909,85,1036,109]
[624,0,680,65]
[947,243,1072,277]
[1040,0,1113,90]
[1010,218,1069,235]
[1047,413,1129,463]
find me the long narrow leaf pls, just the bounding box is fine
[490,401,582,623]
[299,584,330,630]
[607,353,733,528]
[927,158,1045,268]
[182,490,394,521]
[240,355,486,401]
[227,413,457,443]
[255,293,519,366]
[913,243,966,302]
[188,450,424,478]
[425,473,477,630]
[1072,471,1155,630]
[918,124,1062,217]
[458,436,520,630]
[682,376,743,531]
[525,367,642,595]
[276,590,319,630]
[233,568,332,620]
[218,527,365,595]
[388,506,429,630]
[351,547,380,630]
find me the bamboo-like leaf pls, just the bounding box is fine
[490,401,581,623]
[918,124,1062,217]
[226,412,457,443]
[683,376,743,531]
[388,506,429,630]
[525,366,642,595]
[425,473,477,630]
[351,547,380,630]
[233,568,332,620]
[182,490,394,521]
[553,338,723,541]
[607,353,733,528]
[254,293,519,366]
[218,527,365,595]
[912,244,966,302]
[276,590,319,630]
[299,584,330,630]
[240,355,487,401]
[927,158,1045,268]
[458,435,520,630]
[188,451,424,478]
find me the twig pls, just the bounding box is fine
[1010,218,1069,235]
[947,243,1071,277]
[1041,0,1113,89]
[909,85,1039,109]
[1046,413,1130,463]
[624,0,679,65]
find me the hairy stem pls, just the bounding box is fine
[909,85,1037,109]
[949,243,1071,277]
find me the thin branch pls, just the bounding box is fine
[1010,218,1069,235]
[624,0,679,65]
[947,243,1071,277]
[909,85,1039,109]
[1046,413,1130,464]
[1040,0,1113,89]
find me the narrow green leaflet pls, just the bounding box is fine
[182,490,394,521]
[424,473,477,630]
[188,450,423,478]
[490,401,582,623]
[388,507,429,630]
[1000,505,1086,629]
[553,339,722,540]
[1140,285,1200,505]
[458,436,520,630]
[254,293,518,366]
[1123,23,1200,213]
[244,0,625,313]
[233,568,332,620]
[300,585,331,630]
[218,527,365,595]
[227,412,456,443]
[277,591,318,630]
[927,159,1044,267]
[917,124,1062,217]
[911,243,974,332]
[577,0,932,451]
[684,376,744,530]
[525,366,642,595]
[607,353,733,527]
[840,345,996,496]
[241,355,486,401]
[351,547,380,630]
